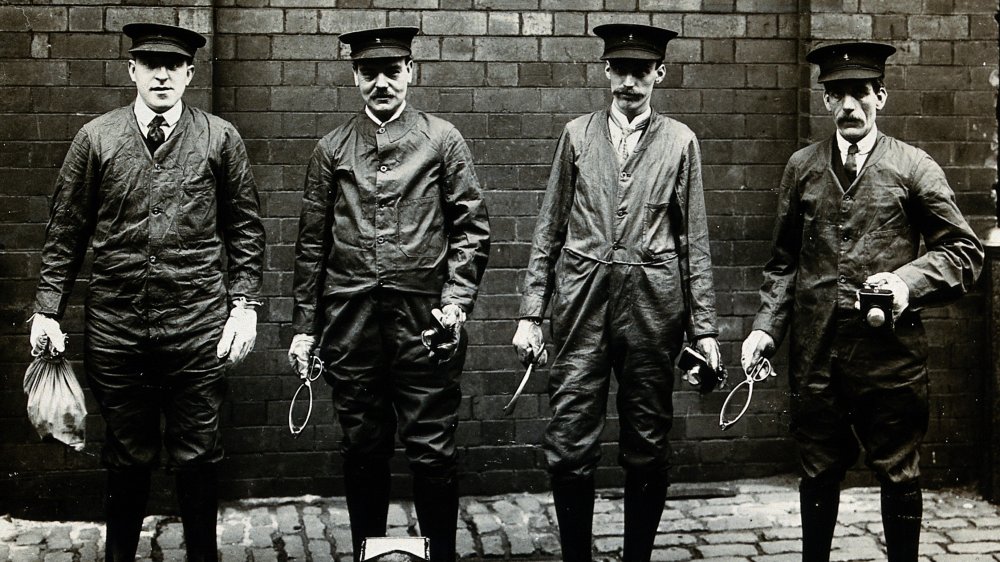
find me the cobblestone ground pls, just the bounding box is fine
[3,476,1000,561]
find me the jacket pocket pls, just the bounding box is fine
[642,202,677,257]
[397,196,445,258]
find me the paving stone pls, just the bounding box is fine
[249,508,272,527]
[507,528,534,556]
[471,513,501,534]
[15,531,44,546]
[455,527,477,558]
[136,534,152,557]
[654,533,697,547]
[387,504,409,527]
[43,552,73,562]
[328,506,351,526]
[701,531,758,544]
[251,547,278,562]
[948,542,1000,554]
[10,546,41,562]
[329,528,353,555]
[696,543,759,557]
[650,547,694,561]
[594,536,623,554]
[535,532,561,555]
[276,505,301,534]
[220,545,246,562]
[161,548,186,562]
[157,522,185,550]
[480,534,505,557]
[249,526,274,548]
[221,521,245,545]
[283,534,306,558]
[759,539,799,554]
[303,514,325,540]
[513,495,542,513]
[76,541,98,562]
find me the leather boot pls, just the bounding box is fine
[799,475,841,562]
[105,467,151,562]
[881,480,922,562]
[622,470,669,562]
[176,464,220,562]
[551,474,595,562]
[344,459,391,560]
[413,475,459,562]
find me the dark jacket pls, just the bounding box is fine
[292,106,490,335]
[34,104,265,338]
[753,133,983,378]
[518,109,718,340]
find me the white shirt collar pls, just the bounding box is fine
[133,97,183,130]
[366,101,407,127]
[836,124,878,157]
[609,103,651,130]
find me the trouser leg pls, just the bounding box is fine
[799,474,842,562]
[622,470,668,562]
[176,464,219,562]
[551,474,595,562]
[105,467,151,562]
[413,475,459,562]
[881,480,922,562]
[344,458,391,560]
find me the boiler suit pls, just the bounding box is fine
[752,133,982,560]
[34,104,264,560]
[519,109,717,560]
[292,105,490,560]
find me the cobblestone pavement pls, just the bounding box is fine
[3,475,1000,561]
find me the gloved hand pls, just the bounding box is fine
[856,271,910,320]
[437,304,467,331]
[29,313,66,356]
[512,318,548,367]
[741,330,775,373]
[216,303,257,366]
[694,336,721,370]
[287,333,316,377]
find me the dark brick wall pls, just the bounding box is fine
[0,0,995,519]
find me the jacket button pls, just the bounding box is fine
[154,164,162,170]
[151,207,162,215]
[377,236,385,244]
[377,128,386,134]
[149,256,157,264]
[839,275,846,283]
[379,165,388,172]
[616,209,626,217]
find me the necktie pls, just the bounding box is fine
[845,143,859,183]
[611,115,649,165]
[147,115,166,152]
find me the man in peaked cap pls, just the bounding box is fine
[29,22,264,562]
[741,41,982,561]
[512,23,721,562]
[288,26,490,562]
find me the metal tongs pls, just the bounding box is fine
[719,358,776,431]
[288,355,324,436]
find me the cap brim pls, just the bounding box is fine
[601,48,662,61]
[818,67,883,83]
[350,46,411,60]
[129,42,194,58]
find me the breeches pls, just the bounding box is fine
[318,290,465,478]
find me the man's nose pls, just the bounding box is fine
[622,74,637,87]
[841,95,859,111]
[153,66,169,80]
[375,73,389,88]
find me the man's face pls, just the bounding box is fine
[605,59,666,118]
[354,57,413,121]
[129,53,194,113]
[823,79,887,142]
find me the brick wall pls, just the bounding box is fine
[0,0,995,519]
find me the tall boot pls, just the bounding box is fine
[622,470,669,562]
[413,475,459,562]
[105,467,152,562]
[799,475,841,562]
[551,474,595,562]
[176,464,220,562]
[881,480,922,562]
[344,459,391,560]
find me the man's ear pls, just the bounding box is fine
[128,59,137,83]
[186,63,195,85]
[823,92,833,112]
[875,87,887,111]
[654,63,666,84]
[405,58,414,84]
[604,61,612,80]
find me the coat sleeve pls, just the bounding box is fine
[752,157,802,347]
[33,128,98,319]
[518,126,576,320]
[218,125,265,304]
[676,136,718,340]
[439,126,491,314]
[292,140,336,335]
[892,152,984,307]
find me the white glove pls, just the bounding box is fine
[857,271,910,320]
[29,313,66,356]
[288,333,316,377]
[436,304,467,330]
[512,318,548,367]
[741,330,775,373]
[216,304,257,366]
[693,336,721,370]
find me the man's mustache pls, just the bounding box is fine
[838,117,863,126]
[614,89,642,99]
